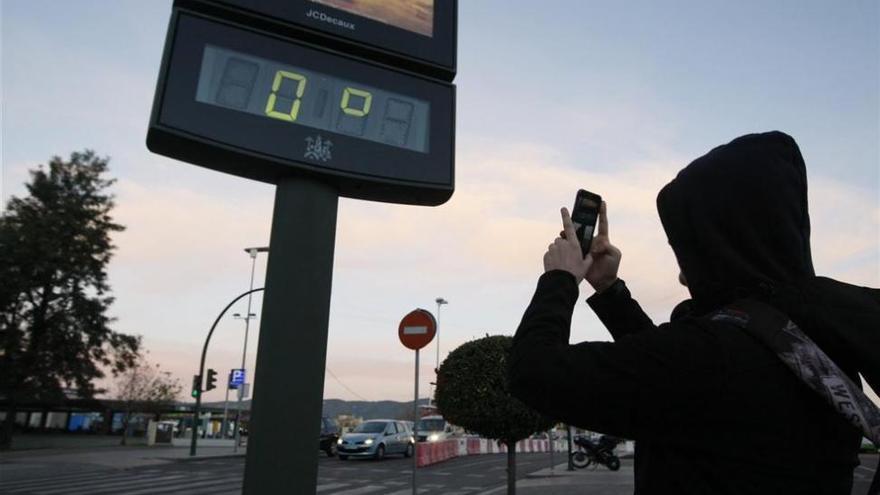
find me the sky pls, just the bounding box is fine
[2,0,878,406]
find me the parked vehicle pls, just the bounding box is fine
[337,419,414,460]
[571,434,622,471]
[319,417,340,457]
[415,415,453,442]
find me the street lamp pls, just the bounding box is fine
[432,297,448,405]
[232,246,268,452]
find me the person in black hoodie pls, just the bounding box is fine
[509,131,880,494]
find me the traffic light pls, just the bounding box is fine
[191,374,201,398]
[206,368,218,392]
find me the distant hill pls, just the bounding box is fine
[197,398,432,420]
[322,398,432,420]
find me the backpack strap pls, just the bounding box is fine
[712,299,880,494]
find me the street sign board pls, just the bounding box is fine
[230,368,246,388]
[147,4,455,206]
[398,309,437,350]
[239,383,251,400]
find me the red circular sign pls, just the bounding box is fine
[398,309,437,350]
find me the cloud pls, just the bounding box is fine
[99,136,877,403]
[808,176,880,287]
[110,178,274,292]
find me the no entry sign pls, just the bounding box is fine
[399,309,437,350]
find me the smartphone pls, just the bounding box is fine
[572,189,602,258]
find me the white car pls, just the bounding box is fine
[337,420,414,460]
[415,415,453,442]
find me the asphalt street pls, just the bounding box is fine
[0,450,876,494]
[0,451,572,495]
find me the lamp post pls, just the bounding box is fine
[233,246,268,453]
[228,311,256,440]
[432,297,448,405]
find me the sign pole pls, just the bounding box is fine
[398,308,436,495]
[413,348,419,495]
[222,377,230,439]
[242,177,338,495]
[567,425,574,471]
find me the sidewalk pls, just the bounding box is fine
[500,455,880,495]
[476,462,635,495]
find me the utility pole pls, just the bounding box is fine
[234,246,267,453]
[431,298,448,404]
[221,371,231,438]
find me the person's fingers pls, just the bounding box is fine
[583,253,594,270]
[590,237,608,256]
[598,201,609,238]
[610,242,621,257]
[561,208,578,246]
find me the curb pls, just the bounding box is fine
[159,452,247,463]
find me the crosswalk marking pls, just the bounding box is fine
[39,473,193,494]
[148,478,242,495]
[1,454,590,494]
[1,471,245,495]
[0,469,122,490]
[383,488,429,495]
[3,471,167,493]
[317,482,350,492]
[331,485,387,495]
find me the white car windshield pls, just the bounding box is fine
[353,422,387,434]
[417,419,445,431]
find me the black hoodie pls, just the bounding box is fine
[509,131,877,493]
[656,131,880,401]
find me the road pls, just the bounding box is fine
[0,449,876,494]
[1,451,569,495]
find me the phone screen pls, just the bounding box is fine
[572,190,601,258]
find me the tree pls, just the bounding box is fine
[114,354,182,445]
[0,151,140,449]
[435,335,554,495]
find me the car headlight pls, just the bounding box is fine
[364,438,374,445]
[337,438,343,445]
[428,434,439,442]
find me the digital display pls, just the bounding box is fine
[150,10,454,205]
[196,45,431,153]
[310,0,434,37]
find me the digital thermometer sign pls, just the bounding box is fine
[196,45,431,153]
[147,6,455,205]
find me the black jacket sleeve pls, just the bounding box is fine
[509,271,726,439]
[586,279,657,340]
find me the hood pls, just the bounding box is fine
[657,131,814,311]
[657,131,880,391]
[342,433,378,442]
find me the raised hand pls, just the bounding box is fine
[543,207,593,285]
[585,202,621,292]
